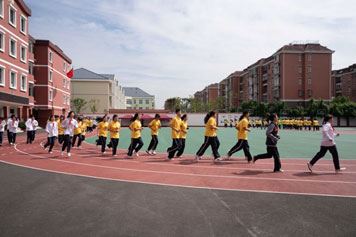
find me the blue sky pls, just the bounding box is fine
[26,0,356,108]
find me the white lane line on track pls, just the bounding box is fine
[11,143,356,185]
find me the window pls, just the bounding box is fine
[28,82,34,97]
[133,99,136,104]
[63,95,66,105]
[145,99,149,104]
[139,99,143,104]
[49,51,53,62]
[9,5,16,27]
[49,89,53,101]
[298,54,302,62]
[28,62,34,75]
[0,65,4,86]
[0,0,4,18]
[9,71,16,89]
[29,41,34,53]
[307,67,312,73]
[20,15,26,34]
[20,45,26,63]
[307,89,312,97]
[49,70,53,82]
[9,38,16,58]
[298,67,302,74]
[298,79,302,85]
[126,99,132,104]
[20,74,26,91]
[66,79,70,89]
[0,31,4,52]
[308,78,312,85]
[63,62,66,72]
[298,90,304,97]
[308,54,312,61]
[63,78,66,88]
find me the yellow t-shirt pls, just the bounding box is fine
[129,120,142,139]
[170,116,182,139]
[313,120,319,126]
[237,118,249,140]
[80,121,88,136]
[74,121,82,135]
[57,120,64,135]
[179,121,188,139]
[109,121,121,139]
[149,119,161,136]
[97,121,109,137]
[205,117,217,137]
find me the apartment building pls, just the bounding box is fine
[332,63,356,101]
[194,83,219,105]
[123,87,155,110]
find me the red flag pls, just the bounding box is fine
[66,68,74,78]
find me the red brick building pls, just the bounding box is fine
[218,71,241,111]
[331,64,356,102]
[194,83,218,105]
[32,39,72,126]
[0,0,33,119]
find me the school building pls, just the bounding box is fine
[332,63,356,102]
[123,87,155,110]
[194,83,219,105]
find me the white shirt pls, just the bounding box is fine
[0,120,6,132]
[7,119,19,133]
[26,119,38,131]
[321,122,336,147]
[62,118,78,136]
[46,121,58,137]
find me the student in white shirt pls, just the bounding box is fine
[61,111,78,157]
[25,115,38,144]
[43,115,58,154]
[7,115,19,145]
[0,117,6,146]
[307,114,346,173]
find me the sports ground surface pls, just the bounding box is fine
[1,127,356,236]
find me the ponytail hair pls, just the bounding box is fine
[67,111,74,118]
[113,114,118,120]
[268,113,277,123]
[239,111,249,121]
[322,114,332,125]
[204,111,216,124]
[131,113,139,122]
[181,114,187,121]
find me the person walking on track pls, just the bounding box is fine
[167,109,182,160]
[44,115,58,154]
[127,113,144,158]
[61,111,78,157]
[25,115,38,144]
[226,111,253,162]
[146,114,161,155]
[253,113,283,172]
[176,114,188,158]
[57,115,65,144]
[108,114,121,157]
[195,111,221,162]
[307,114,346,173]
[7,115,18,145]
[97,115,109,155]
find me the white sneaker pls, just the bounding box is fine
[195,155,201,161]
[336,167,346,173]
[61,151,64,156]
[67,153,71,157]
[134,151,139,157]
[214,157,222,162]
[307,163,313,173]
[49,151,53,154]
[152,151,157,155]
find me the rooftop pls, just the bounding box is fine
[72,68,116,81]
[123,87,154,98]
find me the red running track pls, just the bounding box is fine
[1,133,356,198]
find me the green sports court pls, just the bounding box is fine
[86,127,356,160]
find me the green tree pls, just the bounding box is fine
[71,98,87,114]
[88,99,99,113]
[164,97,182,112]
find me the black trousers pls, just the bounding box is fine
[167,138,182,159]
[176,138,186,157]
[62,135,73,153]
[72,134,83,147]
[26,131,35,144]
[58,135,64,144]
[111,138,119,155]
[8,132,16,144]
[99,136,107,153]
[147,135,159,151]
[310,145,340,170]
[44,136,56,152]
[128,138,144,156]
[0,132,3,145]
[254,146,281,172]
[196,136,220,159]
[227,139,252,161]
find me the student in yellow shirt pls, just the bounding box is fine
[97,115,109,155]
[196,111,221,162]
[167,109,182,160]
[108,114,121,156]
[77,118,88,148]
[57,115,65,144]
[72,117,83,148]
[226,111,253,162]
[176,114,188,158]
[146,114,161,155]
[127,113,144,157]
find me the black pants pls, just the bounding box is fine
[254,146,281,172]
[0,132,3,145]
[44,136,56,152]
[196,136,220,159]
[228,139,252,161]
[176,138,186,157]
[8,132,16,144]
[27,131,35,144]
[72,134,83,147]
[99,136,107,153]
[167,138,182,159]
[147,135,159,151]
[310,146,340,170]
[58,135,64,144]
[128,138,144,156]
[62,135,73,153]
[111,138,119,155]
